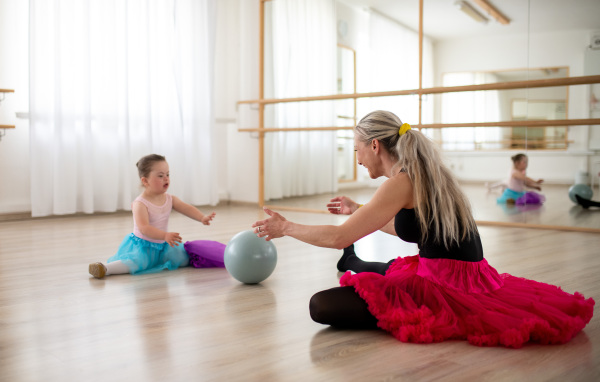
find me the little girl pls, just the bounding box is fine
[89,154,216,278]
[497,153,545,204]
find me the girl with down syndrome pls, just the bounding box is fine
[89,154,219,279]
[496,153,545,205]
[252,110,594,348]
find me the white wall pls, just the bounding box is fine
[444,151,589,184]
[0,0,29,214]
[336,1,367,51]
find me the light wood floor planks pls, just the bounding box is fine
[0,203,598,382]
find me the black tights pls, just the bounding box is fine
[309,244,393,329]
[310,286,379,329]
[336,244,395,274]
[576,195,600,209]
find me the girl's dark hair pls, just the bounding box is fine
[136,154,166,179]
[511,153,527,163]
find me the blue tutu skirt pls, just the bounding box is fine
[497,188,525,203]
[497,189,545,205]
[107,233,189,275]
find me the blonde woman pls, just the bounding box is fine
[252,110,594,348]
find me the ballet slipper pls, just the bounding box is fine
[89,262,107,279]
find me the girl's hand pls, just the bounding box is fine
[252,207,287,241]
[201,212,216,225]
[165,232,183,247]
[327,196,360,215]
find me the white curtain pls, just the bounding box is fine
[29,0,217,217]
[265,0,337,200]
[357,10,434,126]
[441,72,501,150]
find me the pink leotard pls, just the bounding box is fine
[132,194,173,243]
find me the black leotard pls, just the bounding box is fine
[394,208,483,262]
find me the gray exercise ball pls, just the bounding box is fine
[224,230,277,284]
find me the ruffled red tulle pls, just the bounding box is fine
[340,255,594,348]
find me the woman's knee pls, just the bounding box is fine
[308,287,356,325]
[308,286,378,329]
[309,290,330,324]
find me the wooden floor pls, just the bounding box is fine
[1,202,599,382]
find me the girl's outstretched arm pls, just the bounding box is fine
[524,177,543,190]
[172,195,216,225]
[511,170,543,191]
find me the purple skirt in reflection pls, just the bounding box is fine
[515,191,545,205]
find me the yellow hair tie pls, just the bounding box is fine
[399,123,411,136]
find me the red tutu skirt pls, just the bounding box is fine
[340,255,594,348]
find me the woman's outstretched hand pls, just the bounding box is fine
[252,207,287,241]
[327,196,360,215]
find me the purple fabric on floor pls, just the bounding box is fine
[515,191,545,205]
[184,240,226,268]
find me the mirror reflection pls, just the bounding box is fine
[263,0,600,232]
[437,67,568,151]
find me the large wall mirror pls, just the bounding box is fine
[438,67,569,150]
[250,0,600,232]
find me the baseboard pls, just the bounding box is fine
[0,211,31,222]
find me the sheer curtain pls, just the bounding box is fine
[29,0,217,217]
[357,10,434,126]
[265,0,337,200]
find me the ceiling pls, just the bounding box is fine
[339,0,600,42]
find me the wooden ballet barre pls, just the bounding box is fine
[476,220,600,234]
[439,139,573,145]
[239,126,353,133]
[263,205,330,215]
[0,89,15,132]
[238,118,600,133]
[419,118,600,129]
[237,75,600,105]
